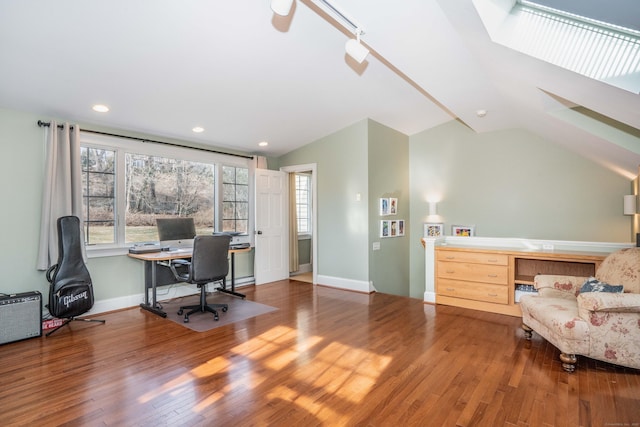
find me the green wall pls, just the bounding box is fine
[277,120,370,282]
[278,119,412,295]
[1,106,633,304]
[0,108,48,297]
[408,120,633,298]
[367,121,410,295]
[298,238,311,265]
[0,107,254,302]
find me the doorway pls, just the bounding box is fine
[280,164,317,284]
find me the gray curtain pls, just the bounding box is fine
[254,155,268,169]
[36,122,84,270]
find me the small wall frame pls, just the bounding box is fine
[379,197,398,216]
[424,223,444,237]
[452,225,475,237]
[380,219,405,237]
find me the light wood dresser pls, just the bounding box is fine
[435,245,608,317]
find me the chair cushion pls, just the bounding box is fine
[520,294,589,355]
[534,275,585,299]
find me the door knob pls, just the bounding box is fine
[256,230,263,235]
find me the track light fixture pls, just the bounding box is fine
[271,0,369,63]
[271,0,294,16]
[345,29,369,63]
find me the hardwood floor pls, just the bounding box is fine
[291,271,313,283]
[1,280,638,426]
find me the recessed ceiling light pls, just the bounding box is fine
[192,126,204,133]
[258,141,269,147]
[92,104,109,113]
[476,109,487,117]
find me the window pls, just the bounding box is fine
[124,153,215,242]
[475,0,640,93]
[295,173,311,235]
[80,133,253,251]
[81,146,116,245]
[222,165,249,234]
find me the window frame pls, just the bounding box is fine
[220,165,250,235]
[81,132,254,257]
[295,173,312,238]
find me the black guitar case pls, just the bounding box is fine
[46,216,95,319]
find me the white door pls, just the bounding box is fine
[254,169,289,285]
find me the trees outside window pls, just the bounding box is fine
[80,134,252,248]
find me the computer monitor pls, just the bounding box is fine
[156,218,196,249]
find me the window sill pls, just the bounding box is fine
[298,234,312,241]
[86,246,130,258]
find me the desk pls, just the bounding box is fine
[128,246,251,318]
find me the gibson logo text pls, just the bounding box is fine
[63,291,88,307]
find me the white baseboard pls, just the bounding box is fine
[291,263,312,274]
[317,274,374,293]
[424,291,436,304]
[87,276,256,315]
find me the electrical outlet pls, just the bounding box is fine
[542,244,554,251]
[373,242,380,251]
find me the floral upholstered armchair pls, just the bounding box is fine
[520,247,640,372]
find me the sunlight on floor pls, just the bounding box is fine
[139,324,393,419]
[137,355,232,404]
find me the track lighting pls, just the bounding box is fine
[271,0,294,16]
[345,29,369,63]
[272,0,369,63]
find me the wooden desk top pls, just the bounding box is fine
[128,246,251,262]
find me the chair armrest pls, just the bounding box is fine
[158,260,190,282]
[577,292,640,313]
[534,275,588,299]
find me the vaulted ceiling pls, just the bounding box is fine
[0,1,638,177]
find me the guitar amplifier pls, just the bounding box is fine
[0,291,42,345]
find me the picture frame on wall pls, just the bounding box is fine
[452,225,475,237]
[424,222,444,237]
[389,198,398,215]
[380,220,405,237]
[380,220,389,237]
[379,198,389,216]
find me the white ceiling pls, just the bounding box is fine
[0,0,638,177]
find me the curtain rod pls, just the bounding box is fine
[37,120,254,160]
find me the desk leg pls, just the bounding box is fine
[217,251,246,299]
[139,260,167,317]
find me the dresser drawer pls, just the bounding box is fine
[437,278,509,304]
[437,261,508,285]
[437,251,508,265]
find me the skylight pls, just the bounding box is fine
[523,0,640,33]
[473,0,640,94]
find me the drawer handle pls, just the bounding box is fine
[487,259,499,263]
[445,256,455,260]
[446,288,455,291]
[446,270,455,274]
[488,293,498,297]
[487,274,498,278]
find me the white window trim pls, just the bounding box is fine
[295,173,312,237]
[81,132,254,258]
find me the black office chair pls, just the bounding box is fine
[166,234,232,323]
